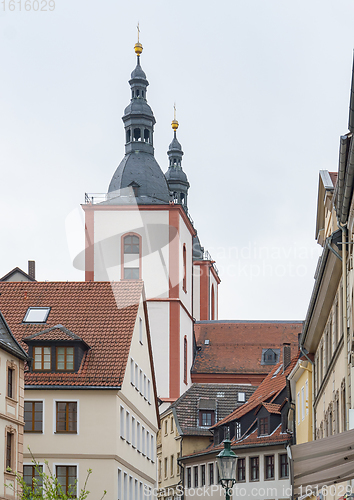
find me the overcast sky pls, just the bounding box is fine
[1,0,354,320]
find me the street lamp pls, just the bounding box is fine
[216,435,238,500]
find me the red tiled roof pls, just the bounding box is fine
[24,325,85,343]
[193,321,301,375]
[211,354,298,427]
[259,402,281,415]
[0,281,144,387]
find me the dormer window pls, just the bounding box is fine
[33,347,51,371]
[259,417,269,435]
[199,410,215,427]
[23,307,50,324]
[261,348,280,365]
[56,347,74,371]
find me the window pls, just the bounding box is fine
[279,454,289,478]
[142,426,145,455]
[120,406,124,439]
[118,469,122,500]
[135,363,139,391]
[250,457,259,481]
[183,244,187,292]
[261,348,280,365]
[132,417,136,447]
[129,476,133,500]
[24,401,43,432]
[146,431,150,458]
[56,466,77,496]
[297,392,300,425]
[238,392,246,402]
[171,417,174,432]
[164,457,168,478]
[33,347,51,371]
[199,410,215,427]
[139,317,143,344]
[305,380,309,415]
[56,402,77,433]
[184,337,187,384]
[124,473,127,500]
[211,284,215,320]
[236,422,241,439]
[147,379,151,404]
[123,234,140,280]
[23,307,50,323]
[131,358,134,385]
[150,435,154,462]
[23,465,43,493]
[56,347,74,371]
[237,458,245,482]
[201,464,206,486]
[301,387,305,420]
[194,466,198,487]
[259,417,268,435]
[139,369,143,395]
[164,420,168,435]
[265,455,274,479]
[6,432,13,470]
[7,367,14,398]
[126,411,130,443]
[144,375,147,399]
[209,463,214,485]
[187,467,191,488]
[137,421,141,451]
[170,455,174,477]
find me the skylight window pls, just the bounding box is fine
[23,307,50,323]
[238,392,246,402]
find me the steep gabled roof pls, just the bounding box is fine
[211,354,298,428]
[0,267,36,282]
[193,321,301,375]
[23,324,88,346]
[165,383,257,436]
[0,281,144,387]
[0,310,28,360]
[255,402,282,415]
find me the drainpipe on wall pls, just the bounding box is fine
[341,224,350,430]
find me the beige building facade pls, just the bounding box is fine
[0,312,28,500]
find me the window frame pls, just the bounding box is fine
[55,464,78,497]
[259,417,269,435]
[56,346,75,371]
[33,346,51,372]
[235,457,245,482]
[199,410,215,427]
[24,400,44,433]
[208,463,214,486]
[23,307,51,324]
[279,453,289,478]
[121,232,142,280]
[55,400,78,434]
[250,456,259,481]
[23,463,44,493]
[264,454,275,480]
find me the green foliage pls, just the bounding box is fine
[7,449,106,500]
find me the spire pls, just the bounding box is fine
[107,33,171,204]
[165,107,190,208]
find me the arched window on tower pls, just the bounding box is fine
[183,244,187,293]
[122,234,141,280]
[184,336,188,385]
[126,129,131,143]
[144,129,150,143]
[133,128,142,141]
[211,284,215,320]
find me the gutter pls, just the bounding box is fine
[25,385,121,390]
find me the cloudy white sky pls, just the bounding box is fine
[1,0,353,320]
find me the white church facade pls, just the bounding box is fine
[82,40,220,403]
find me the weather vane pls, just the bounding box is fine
[137,22,140,43]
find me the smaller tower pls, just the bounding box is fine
[165,107,190,208]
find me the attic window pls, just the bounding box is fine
[199,410,215,427]
[217,392,225,398]
[238,392,245,402]
[204,339,210,345]
[23,307,50,323]
[261,348,280,365]
[272,364,283,378]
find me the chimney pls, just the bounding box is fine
[28,260,35,280]
[283,343,291,372]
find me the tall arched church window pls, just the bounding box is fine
[184,337,188,384]
[211,284,215,320]
[122,234,141,280]
[183,245,187,292]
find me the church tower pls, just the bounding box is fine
[82,40,219,403]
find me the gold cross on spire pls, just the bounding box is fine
[172,102,179,131]
[134,23,143,56]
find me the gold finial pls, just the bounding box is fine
[134,23,143,56]
[172,103,179,131]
